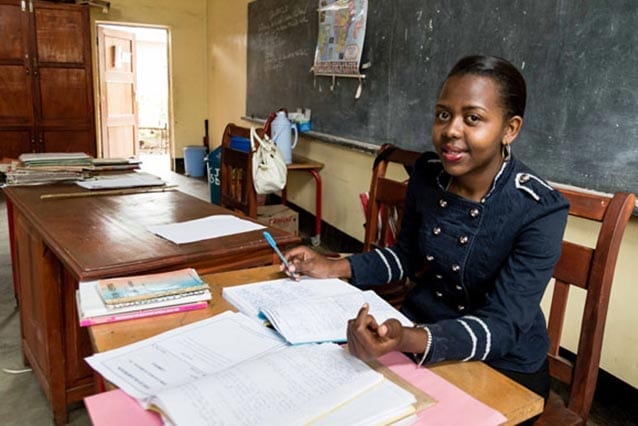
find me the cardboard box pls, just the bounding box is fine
[257,204,299,236]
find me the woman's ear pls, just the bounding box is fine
[503,115,523,145]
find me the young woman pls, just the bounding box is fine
[282,55,569,402]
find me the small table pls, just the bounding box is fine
[89,265,543,425]
[283,154,324,246]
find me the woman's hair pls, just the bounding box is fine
[447,55,527,118]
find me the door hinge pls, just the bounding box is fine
[29,0,33,13]
[21,1,26,12]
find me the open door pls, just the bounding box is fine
[97,26,137,158]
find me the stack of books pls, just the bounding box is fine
[5,152,92,185]
[76,268,211,326]
[90,157,142,172]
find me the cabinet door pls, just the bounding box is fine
[32,2,96,155]
[40,128,94,154]
[0,129,34,158]
[0,1,34,127]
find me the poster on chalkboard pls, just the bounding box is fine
[313,0,367,76]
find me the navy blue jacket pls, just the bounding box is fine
[348,154,569,373]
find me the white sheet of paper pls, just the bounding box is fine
[313,379,416,426]
[85,311,286,404]
[261,289,414,344]
[222,277,361,319]
[147,214,265,244]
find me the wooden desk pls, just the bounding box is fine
[2,185,299,425]
[89,265,543,425]
[282,154,323,246]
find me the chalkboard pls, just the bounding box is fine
[247,0,638,196]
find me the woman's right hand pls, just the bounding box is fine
[282,245,352,279]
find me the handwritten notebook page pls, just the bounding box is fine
[261,290,414,344]
[149,343,387,426]
[222,276,360,319]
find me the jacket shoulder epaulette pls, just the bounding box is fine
[514,172,555,202]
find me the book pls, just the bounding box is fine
[97,268,208,307]
[222,277,413,344]
[85,311,418,426]
[260,289,414,344]
[221,276,361,320]
[76,279,211,327]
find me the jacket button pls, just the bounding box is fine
[433,226,442,235]
[439,199,448,208]
[435,291,443,297]
[459,235,469,245]
[457,305,465,311]
[451,264,460,272]
[519,173,530,183]
[426,255,434,261]
[435,274,443,280]
[455,284,463,291]
[469,208,480,218]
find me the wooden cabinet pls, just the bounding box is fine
[0,0,96,159]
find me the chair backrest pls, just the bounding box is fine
[361,144,422,307]
[543,188,635,422]
[219,123,263,218]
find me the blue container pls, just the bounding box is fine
[183,145,207,177]
[206,146,222,205]
[230,136,250,153]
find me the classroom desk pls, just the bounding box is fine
[88,265,544,425]
[282,154,324,246]
[2,184,299,426]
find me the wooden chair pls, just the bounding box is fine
[219,123,263,218]
[535,189,635,425]
[361,144,423,308]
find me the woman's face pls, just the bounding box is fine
[432,74,520,181]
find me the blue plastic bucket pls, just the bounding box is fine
[183,145,207,177]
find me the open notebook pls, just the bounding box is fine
[85,311,428,426]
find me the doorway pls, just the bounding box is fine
[95,23,171,173]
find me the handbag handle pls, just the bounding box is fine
[250,127,264,152]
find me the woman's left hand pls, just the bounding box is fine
[346,304,405,361]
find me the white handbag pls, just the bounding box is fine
[250,127,287,194]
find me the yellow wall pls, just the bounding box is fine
[209,1,638,387]
[90,0,208,160]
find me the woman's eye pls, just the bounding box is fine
[466,114,480,124]
[436,111,450,120]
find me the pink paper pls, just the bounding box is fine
[379,352,507,426]
[84,389,162,426]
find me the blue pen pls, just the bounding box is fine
[263,231,298,279]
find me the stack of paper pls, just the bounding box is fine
[85,311,418,426]
[76,268,211,326]
[76,171,165,190]
[90,158,142,171]
[4,152,93,185]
